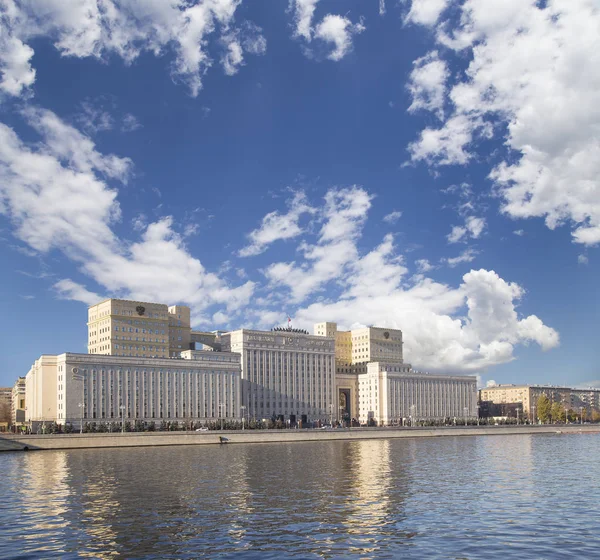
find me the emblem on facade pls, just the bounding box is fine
[384,331,390,339]
[136,305,146,316]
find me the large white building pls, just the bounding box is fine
[25,350,241,431]
[23,298,479,430]
[221,328,336,425]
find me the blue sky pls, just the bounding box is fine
[0,0,598,388]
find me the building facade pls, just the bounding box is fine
[87,298,219,359]
[0,387,11,430]
[359,363,477,425]
[11,377,26,427]
[479,384,600,419]
[314,322,477,425]
[221,328,336,425]
[314,323,406,423]
[25,351,241,431]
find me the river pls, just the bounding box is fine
[1,433,599,558]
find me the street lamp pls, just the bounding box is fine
[329,403,333,427]
[120,405,126,433]
[464,407,468,427]
[78,402,85,434]
[580,406,584,425]
[516,408,520,425]
[240,405,246,430]
[476,404,480,426]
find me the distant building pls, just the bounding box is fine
[0,387,11,430]
[11,377,26,427]
[25,351,241,431]
[221,328,336,425]
[479,384,600,420]
[87,298,219,359]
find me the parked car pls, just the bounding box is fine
[196,427,209,432]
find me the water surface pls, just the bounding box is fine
[1,433,599,559]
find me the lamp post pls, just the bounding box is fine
[464,407,468,427]
[339,405,344,428]
[329,403,333,427]
[580,406,584,425]
[240,405,246,430]
[532,405,536,425]
[78,402,85,434]
[476,404,480,426]
[516,408,519,425]
[120,405,126,433]
[219,403,225,430]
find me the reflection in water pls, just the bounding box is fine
[1,434,600,559]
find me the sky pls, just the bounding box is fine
[0,0,598,389]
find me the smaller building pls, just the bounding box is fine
[479,384,600,420]
[358,363,477,426]
[0,387,11,430]
[11,377,26,428]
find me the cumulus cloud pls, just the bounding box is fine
[406,0,600,246]
[289,0,365,60]
[247,188,559,373]
[239,191,316,257]
[407,50,448,118]
[405,0,450,26]
[0,108,254,326]
[0,0,266,99]
[447,216,486,243]
[265,186,373,302]
[578,254,589,265]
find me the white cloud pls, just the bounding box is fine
[415,258,434,273]
[0,108,254,325]
[407,50,448,118]
[251,189,558,374]
[513,229,525,237]
[77,101,115,135]
[447,215,486,243]
[288,267,558,374]
[486,379,497,388]
[443,248,478,267]
[221,23,267,76]
[54,278,101,306]
[239,191,316,257]
[407,0,600,246]
[264,186,373,302]
[405,0,450,26]
[0,0,266,99]
[383,210,402,224]
[379,0,386,16]
[578,254,589,265]
[314,14,365,61]
[291,0,319,41]
[121,113,141,132]
[289,0,365,61]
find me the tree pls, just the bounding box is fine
[551,402,565,423]
[0,401,11,425]
[591,409,600,423]
[536,394,552,423]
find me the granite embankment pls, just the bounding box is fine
[1,424,598,452]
